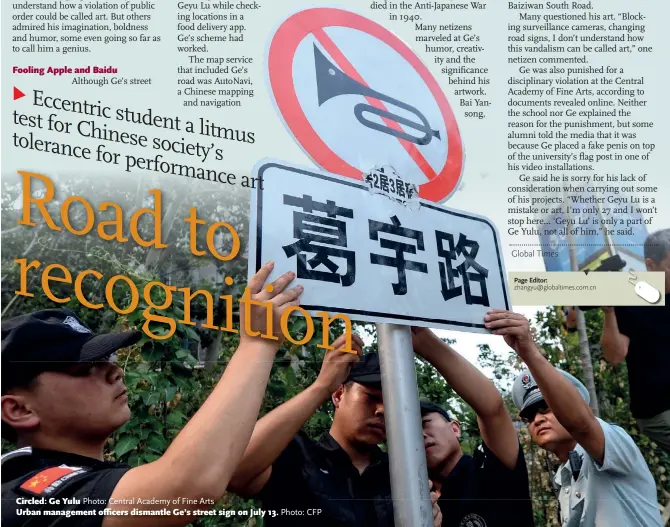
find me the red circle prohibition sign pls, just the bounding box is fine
[267,7,463,203]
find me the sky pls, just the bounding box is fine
[432,305,546,376]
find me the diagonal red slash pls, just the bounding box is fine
[312,28,437,181]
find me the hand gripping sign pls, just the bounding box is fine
[266,7,464,203]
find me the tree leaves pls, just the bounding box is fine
[141,345,165,363]
[175,348,190,359]
[142,391,161,406]
[146,433,168,454]
[166,411,186,428]
[115,435,140,457]
[163,385,178,402]
[183,326,201,342]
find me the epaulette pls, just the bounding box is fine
[1,446,33,466]
[1,447,34,483]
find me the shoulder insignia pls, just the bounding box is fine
[19,465,88,496]
[1,446,32,465]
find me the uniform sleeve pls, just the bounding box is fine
[475,441,535,526]
[593,418,642,476]
[475,441,531,497]
[476,440,525,474]
[256,433,307,501]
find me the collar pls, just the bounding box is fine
[317,431,344,452]
[554,444,586,487]
[29,448,108,465]
[317,432,387,466]
[440,453,474,493]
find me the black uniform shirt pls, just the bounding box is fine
[614,303,670,419]
[1,446,130,527]
[437,442,534,527]
[257,431,395,527]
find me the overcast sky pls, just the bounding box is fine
[432,305,546,375]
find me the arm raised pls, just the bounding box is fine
[104,262,303,526]
[412,327,519,470]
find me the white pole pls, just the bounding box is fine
[376,322,433,527]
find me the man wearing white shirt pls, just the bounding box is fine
[485,309,662,527]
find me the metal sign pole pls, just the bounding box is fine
[376,322,432,527]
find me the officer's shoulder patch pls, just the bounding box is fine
[18,465,89,497]
[1,446,32,465]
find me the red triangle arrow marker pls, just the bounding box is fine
[13,87,25,100]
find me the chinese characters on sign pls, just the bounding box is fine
[250,161,509,333]
[436,231,489,306]
[368,215,428,296]
[281,199,490,305]
[282,194,356,286]
[364,165,420,209]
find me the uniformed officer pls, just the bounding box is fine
[1,262,303,526]
[412,326,535,527]
[228,350,442,526]
[484,309,663,527]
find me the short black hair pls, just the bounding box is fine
[419,400,452,422]
[644,229,670,263]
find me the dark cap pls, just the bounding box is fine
[420,400,452,422]
[1,308,142,392]
[345,352,381,386]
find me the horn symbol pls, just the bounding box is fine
[314,45,440,146]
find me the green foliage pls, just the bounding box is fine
[3,175,666,525]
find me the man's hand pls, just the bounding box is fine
[240,262,303,346]
[484,310,537,360]
[430,481,442,527]
[411,326,436,361]
[314,333,364,394]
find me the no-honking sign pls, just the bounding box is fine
[266,7,463,203]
